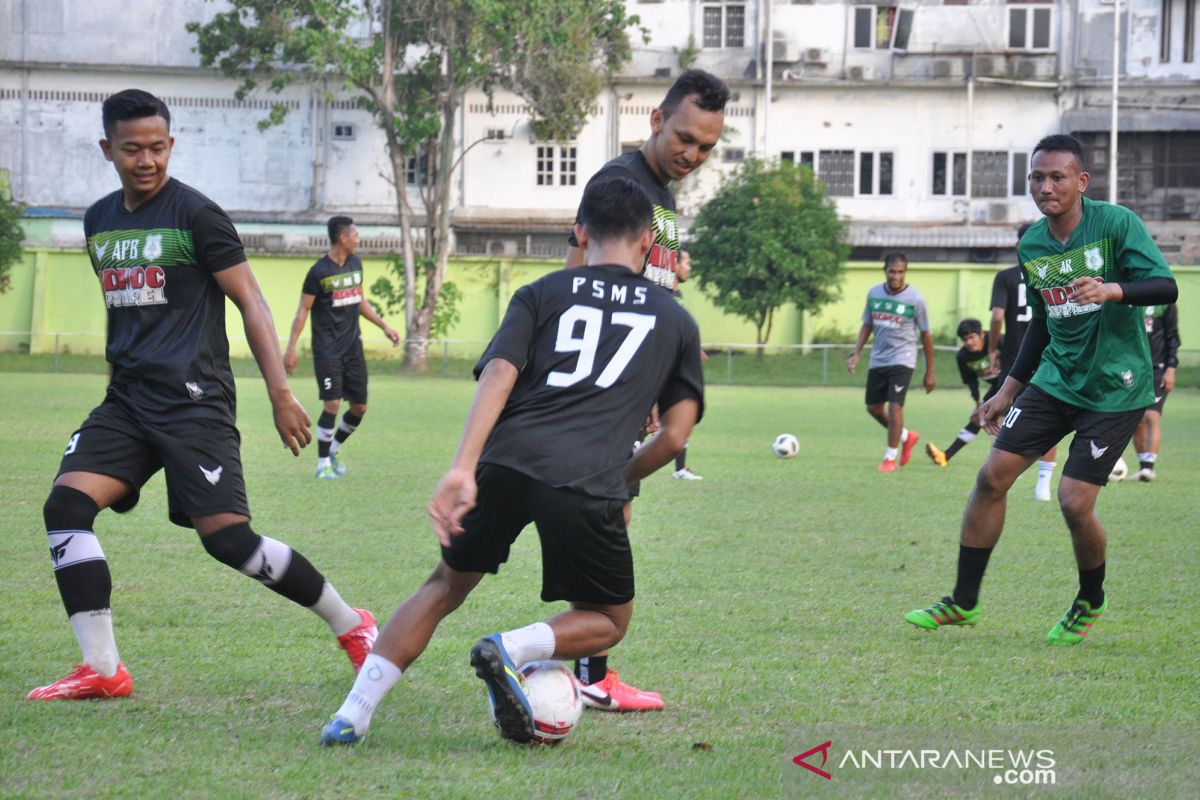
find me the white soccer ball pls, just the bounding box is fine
[773,433,799,459]
[518,660,583,745]
[1108,456,1129,482]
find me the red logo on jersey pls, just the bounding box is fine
[331,287,363,308]
[101,266,167,308]
[1040,278,1102,306]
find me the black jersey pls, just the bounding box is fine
[302,254,365,358]
[1143,303,1180,370]
[474,264,704,500]
[84,178,245,423]
[569,150,680,290]
[990,265,1032,372]
[955,334,997,403]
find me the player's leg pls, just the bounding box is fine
[930,379,998,467]
[865,370,896,471]
[328,353,368,472]
[1134,407,1162,481]
[672,440,702,480]
[886,367,918,467]
[313,358,343,478]
[1034,445,1058,501]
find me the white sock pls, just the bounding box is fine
[884,446,899,462]
[309,582,362,636]
[317,456,331,470]
[957,429,977,443]
[335,653,403,734]
[900,428,909,442]
[69,609,120,676]
[499,622,556,667]
[1139,452,1157,464]
[1035,461,1056,492]
[329,438,343,456]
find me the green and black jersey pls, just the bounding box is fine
[302,254,365,359]
[1018,196,1174,412]
[83,178,246,423]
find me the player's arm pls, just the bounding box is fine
[626,398,700,485]
[215,262,312,456]
[359,298,401,347]
[1069,275,1177,307]
[847,323,873,375]
[988,307,1004,372]
[920,330,936,392]
[1163,304,1180,392]
[428,358,518,545]
[283,293,315,374]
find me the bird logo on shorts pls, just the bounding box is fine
[1089,440,1109,460]
[199,464,223,486]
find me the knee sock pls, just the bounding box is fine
[952,544,994,610]
[316,411,336,461]
[1078,562,1105,608]
[945,428,977,460]
[330,412,362,456]
[44,485,120,676]
[575,654,608,686]
[499,621,555,667]
[675,445,687,471]
[1035,460,1056,495]
[1138,452,1156,471]
[200,522,359,634]
[335,653,404,734]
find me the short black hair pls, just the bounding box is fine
[957,318,983,338]
[102,89,171,139]
[660,69,731,119]
[1017,222,1033,240]
[883,252,908,270]
[1032,134,1086,171]
[577,177,652,243]
[328,215,355,245]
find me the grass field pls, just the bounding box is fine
[1,373,1197,799]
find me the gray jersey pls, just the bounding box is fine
[862,283,930,369]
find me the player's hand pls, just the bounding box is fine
[384,325,401,347]
[272,391,312,455]
[974,392,1012,435]
[924,370,936,393]
[987,350,1001,375]
[847,352,860,375]
[283,349,297,375]
[1164,366,1176,392]
[428,467,478,546]
[1069,276,1120,306]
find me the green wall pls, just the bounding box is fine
[3,248,1198,364]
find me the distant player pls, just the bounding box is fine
[905,134,1177,645]
[319,176,703,746]
[923,319,999,463]
[1132,303,1180,481]
[564,69,728,710]
[29,90,376,701]
[284,215,400,479]
[847,253,936,472]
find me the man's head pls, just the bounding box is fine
[883,252,908,292]
[99,89,173,207]
[1029,134,1089,219]
[957,318,985,352]
[646,69,729,183]
[328,215,358,253]
[573,177,653,267]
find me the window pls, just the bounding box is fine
[703,2,745,48]
[1008,4,1053,50]
[932,151,967,196]
[780,151,795,164]
[406,149,430,186]
[536,145,577,186]
[858,151,894,195]
[722,148,746,162]
[933,150,1028,198]
[972,151,1009,198]
[1186,0,1196,63]
[818,150,855,196]
[1161,0,1173,62]
[854,5,904,50]
[1161,0,1198,63]
[1076,130,1200,221]
[332,123,355,141]
[1010,151,1028,196]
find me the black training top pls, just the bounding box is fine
[84,177,245,423]
[990,264,1032,372]
[302,254,365,358]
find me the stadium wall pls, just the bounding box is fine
[3,248,1198,365]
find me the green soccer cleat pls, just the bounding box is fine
[316,465,340,480]
[1046,596,1107,645]
[330,453,348,476]
[904,596,981,629]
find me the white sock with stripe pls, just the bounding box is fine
[335,653,403,734]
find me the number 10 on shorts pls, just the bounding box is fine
[1003,407,1022,429]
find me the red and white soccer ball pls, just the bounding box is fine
[519,660,583,744]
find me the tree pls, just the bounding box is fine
[0,173,23,295]
[188,0,638,369]
[689,159,849,351]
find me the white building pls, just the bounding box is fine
[2,0,1198,261]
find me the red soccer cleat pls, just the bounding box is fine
[579,670,664,712]
[877,459,898,473]
[28,663,133,700]
[336,608,378,673]
[900,430,920,466]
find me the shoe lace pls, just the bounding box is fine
[1061,602,1088,631]
[929,596,956,615]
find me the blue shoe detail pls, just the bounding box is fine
[316,465,340,480]
[330,453,347,476]
[319,715,361,746]
[470,634,534,744]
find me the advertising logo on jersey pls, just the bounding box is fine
[92,233,170,309]
[642,204,679,290]
[869,297,915,329]
[322,271,364,308]
[1024,240,1111,319]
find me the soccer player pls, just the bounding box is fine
[923,319,999,463]
[284,215,400,479]
[671,249,704,480]
[319,176,703,746]
[847,253,936,472]
[563,69,728,710]
[904,134,1177,645]
[28,90,378,701]
[1132,303,1179,481]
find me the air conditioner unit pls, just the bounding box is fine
[487,238,519,257]
[804,47,830,65]
[931,58,963,79]
[773,37,801,63]
[847,65,874,81]
[973,55,1002,77]
[987,203,1011,223]
[1013,57,1039,79]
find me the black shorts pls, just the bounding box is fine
[994,384,1145,486]
[314,350,368,403]
[440,464,634,605]
[866,365,914,406]
[1147,368,1170,414]
[57,399,249,528]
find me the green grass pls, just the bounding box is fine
[1,374,1197,799]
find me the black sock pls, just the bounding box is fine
[944,439,968,460]
[574,655,608,686]
[675,448,687,471]
[334,411,362,447]
[202,522,326,607]
[1078,562,1105,608]
[1139,459,1154,471]
[952,545,993,610]
[317,411,336,458]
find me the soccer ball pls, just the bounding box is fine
[518,660,583,745]
[773,433,799,459]
[1108,456,1129,482]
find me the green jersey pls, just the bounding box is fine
[1019,196,1174,412]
